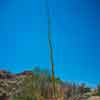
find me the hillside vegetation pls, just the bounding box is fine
[0,67,100,100]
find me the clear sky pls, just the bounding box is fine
[0,0,100,87]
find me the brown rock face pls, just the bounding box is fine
[0,95,10,100]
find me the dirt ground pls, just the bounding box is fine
[88,96,100,100]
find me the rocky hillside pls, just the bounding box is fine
[0,70,31,97]
[0,69,100,100]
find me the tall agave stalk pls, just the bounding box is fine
[46,0,56,97]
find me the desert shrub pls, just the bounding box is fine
[63,82,90,100]
[93,85,100,96]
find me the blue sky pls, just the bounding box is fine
[0,0,100,87]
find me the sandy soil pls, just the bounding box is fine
[88,96,100,100]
